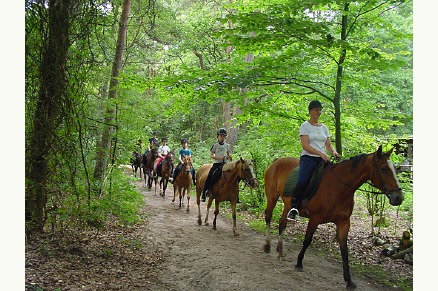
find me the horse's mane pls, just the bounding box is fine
[336,153,368,171]
[222,160,240,172]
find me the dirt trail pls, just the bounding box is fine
[134,176,398,291]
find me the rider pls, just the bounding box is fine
[171,138,196,185]
[154,137,171,171]
[133,138,142,157]
[286,100,339,222]
[144,131,159,157]
[201,128,233,202]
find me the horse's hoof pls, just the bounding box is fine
[172,199,175,202]
[346,282,357,290]
[263,244,271,253]
[294,266,304,272]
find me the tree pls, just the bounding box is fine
[93,0,132,184]
[26,0,76,232]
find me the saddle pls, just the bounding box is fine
[205,163,225,198]
[283,162,326,200]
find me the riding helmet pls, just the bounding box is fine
[152,131,157,135]
[181,138,188,144]
[217,128,227,136]
[161,137,167,142]
[308,100,323,111]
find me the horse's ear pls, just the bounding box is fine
[377,145,383,156]
[240,157,244,162]
[387,147,394,155]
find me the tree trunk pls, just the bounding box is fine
[25,0,72,233]
[333,2,349,156]
[93,0,132,182]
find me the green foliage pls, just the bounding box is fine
[25,0,412,235]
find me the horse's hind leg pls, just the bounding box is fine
[212,202,220,230]
[295,219,319,271]
[204,200,212,226]
[263,195,280,253]
[276,196,291,258]
[231,202,238,236]
[197,198,202,225]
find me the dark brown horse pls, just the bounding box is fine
[263,146,404,289]
[153,151,175,198]
[172,155,193,212]
[130,152,143,178]
[195,158,258,236]
[143,148,159,190]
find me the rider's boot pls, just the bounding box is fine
[287,197,300,222]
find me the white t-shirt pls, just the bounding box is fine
[299,121,330,157]
[158,145,170,156]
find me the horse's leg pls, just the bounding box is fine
[154,176,158,195]
[172,184,177,203]
[212,201,219,230]
[204,199,212,226]
[336,220,356,289]
[231,201,238,236]
[179,188,183,209]
[197,193,202,225]
[295,219,319,271]
[264,193,281,253]
[162,177,166,197]
[186,186,190,213]
[276,196,291,258]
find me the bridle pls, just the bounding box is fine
[329,153,401,197]
[367,154,402,197]
[222,160,257,190]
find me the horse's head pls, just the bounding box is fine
[371,146,404,206]
[182,155,193,173]
[239,157,258,188]
[166,151,175,162]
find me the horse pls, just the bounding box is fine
[195,157,258,236]
[153,151,175,198]
[130,152,143,178]
[142,147,159,190]
[263,146,404,289]
[172,155,193,212]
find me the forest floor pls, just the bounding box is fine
[25,168,413,290]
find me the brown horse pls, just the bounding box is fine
[142,148,159,190]
[195,157,258,236]
[263,146,404,289]
[130,152,143,178]
[172,155,193,212]
[153,151,175,198]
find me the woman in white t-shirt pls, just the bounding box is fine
[287,100,339,222]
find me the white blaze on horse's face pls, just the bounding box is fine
[387,160,401,189]
[242,160,257,188]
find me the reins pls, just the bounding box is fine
[327,154,400,197]
[222,160,256,191]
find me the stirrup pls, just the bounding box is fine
[287,208,299,222]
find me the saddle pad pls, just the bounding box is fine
[283,162,326,199]
[283,167,300,197]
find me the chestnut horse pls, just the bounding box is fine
[195,157,258,236]
[142,147,159,190]
[263,146,404,289]
[172,155,193,212]
[153,151,175,198]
